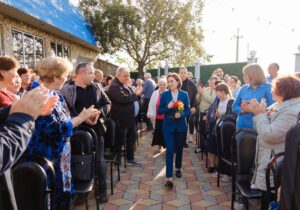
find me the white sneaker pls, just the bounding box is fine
[234,202,245,210]
[220,175,231,182]
[211,172,218,178]
[188,135,193,143]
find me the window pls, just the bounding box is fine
[12,30,45,67]
[50,42,70,59]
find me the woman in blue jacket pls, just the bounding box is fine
[158,73,190,189]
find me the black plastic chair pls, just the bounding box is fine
[265,152,284,205]
[280,118,300,210]
[231,129,262,210]
[13,154,55,210]
[104,118,120,194]
[216,120,236,187]
[71,130,99,210]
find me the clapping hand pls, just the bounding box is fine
[248,99,267,115]
[168,100,174,109]
[10,86,51,119]
[80,105,100,125]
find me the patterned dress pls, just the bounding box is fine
[26,90,73,209]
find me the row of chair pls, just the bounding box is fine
[11,118,121,210]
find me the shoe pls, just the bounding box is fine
[195,148,202,153]
[211,172,218,178]
[98,195,108,203]
[115,164,126,173]
[183,142,188,148]
[188,136,193,143]
[207,167,215,173]
[146,127,153,131]
[220,175,231,182]
[234,202,245,210]
[175,170,182,178]
[164,180,173,189]
[127,160,142,167]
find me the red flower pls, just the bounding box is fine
[173,101,178,109]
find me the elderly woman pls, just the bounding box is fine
[232,63,274,129]
[26,57,99,210]
[158,73,190,189]
[0,56,21,107]
[248,76,300,210]
[147,77,167,154]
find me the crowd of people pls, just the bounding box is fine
[1,54,300,210]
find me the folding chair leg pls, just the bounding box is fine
[85,198,89,210]
[94,182,100,210]
[110,162,114,195]
[217,170,220,187]
[117,163,120,181]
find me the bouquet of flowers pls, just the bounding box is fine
[173,100,184,118]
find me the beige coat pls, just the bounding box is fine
[251,98,300,191]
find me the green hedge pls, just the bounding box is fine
[130,62,247,86]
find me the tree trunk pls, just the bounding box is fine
[137,61,145,78]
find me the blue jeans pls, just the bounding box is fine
[163,131,186,178]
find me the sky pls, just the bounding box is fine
[201,0,300,74]
[71,0,300,75]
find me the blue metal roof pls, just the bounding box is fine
[1,0,97,46]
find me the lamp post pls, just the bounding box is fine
[247,50,258,64]
[157,63,161,77]
[164,61,169,76]
[294,45,300,72]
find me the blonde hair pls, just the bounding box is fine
[35,57,73,83]
[243,63,266,86]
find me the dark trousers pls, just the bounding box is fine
[143,98,153,129]
[163,131,186,178]
[115,125,137,162]
[188,114,196,135]
[96,136,107,196]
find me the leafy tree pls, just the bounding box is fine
[79,0,209,76]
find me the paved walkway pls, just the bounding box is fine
[75,131,260,210]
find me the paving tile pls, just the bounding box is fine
[150,192,163,202]
[138,199,160,207]
[193,200,216,208]
[166,199,188,207]
[109,198,132,206]
[220,201,231,207]
[179,189,199,196]
[177,204,192,210]
[204,190,224,196]
[148,204,163,210]
[119,180,137,185]
[207,205,221,210]
[127,189,147,195]
[123,191,136,202]
[154,189,172,195]
[142,180,160,186]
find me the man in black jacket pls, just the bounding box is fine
[107,66,141,167]
[0,86,55,210]
[60,63,111,203]
[179,67,198,147]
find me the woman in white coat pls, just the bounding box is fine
[248,75,300,210]
[147,77,167,153]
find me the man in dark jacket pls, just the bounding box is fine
[107,66,141,167]
[60,63,111,203]
[0,86,55,210]
[179,67,198,147]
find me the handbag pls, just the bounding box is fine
[71,153,93,181]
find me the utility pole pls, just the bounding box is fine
[232,28,243,62]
